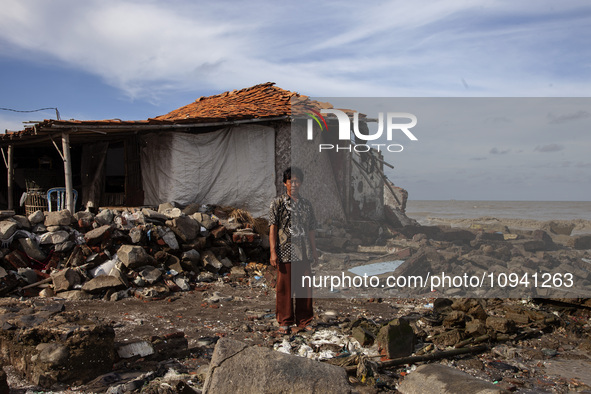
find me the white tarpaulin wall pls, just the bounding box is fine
[140,124,276,217]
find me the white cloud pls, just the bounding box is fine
[1,0,590,100]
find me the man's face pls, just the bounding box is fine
[284,175,301,198]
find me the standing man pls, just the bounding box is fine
[269,167,318,334]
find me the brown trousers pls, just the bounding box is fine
[276,261,313,327]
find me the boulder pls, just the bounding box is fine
[168,216,200,242]
[434,228,476,244]
[0,221,17,239]
[203,338,351,394]
[181,249,201,263]
[12,215,31,230]
[543,221,575,236]
[193,213,217,230]
[54,241,75,253]
[129,226,143,243]
[376,318,415,359]
[398,364,504,394]
[28,210,45,225]
[51,268,81,292]
[201,250,223,272]
[84,225,112,245]
[157,226,179,250]
[570,235,591,250]
[158,202,175,213]
[94,209,114,226]
[81,275,126,294]
[141,208,168,222]
[58,290,94,301]
[39,231,70,245]
[117,245,152,269]
[532,230,557,250]
[182,203,201,216]
[44,210,73,227]
[139,266,162,285]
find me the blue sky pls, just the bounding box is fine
[1,1,590,200]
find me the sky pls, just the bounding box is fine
[1,0,590,201]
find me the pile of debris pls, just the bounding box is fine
[0,203,268,300]
[389,224,591,298]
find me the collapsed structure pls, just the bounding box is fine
[0,82,409,225]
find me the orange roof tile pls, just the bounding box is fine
[152,82,324,122]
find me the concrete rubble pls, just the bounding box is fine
[0,204,589,392]
[0,203,266,302]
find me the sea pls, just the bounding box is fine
[405,200,591,234]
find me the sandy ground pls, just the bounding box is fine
[6,277,591,393]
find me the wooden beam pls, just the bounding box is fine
[7,145,13,210]
[62,132,74,213]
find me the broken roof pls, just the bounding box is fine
[0,82,332,145]
[154,82,301,122]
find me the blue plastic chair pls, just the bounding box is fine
[47,188,78,212]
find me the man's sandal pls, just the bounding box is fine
[278,326,290,335]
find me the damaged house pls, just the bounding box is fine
[0,82,407,225]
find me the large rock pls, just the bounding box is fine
[44,210,73,227]
[203,338,350,393]
[434,228,476,244]
[570,235,591,250]
[139,266,162,285]
[117,245,152,269]
[157,226,179,250]
[39,231,70,245]
[28,210,45,225]
[51,268,81,293]
[398,364,504,394]
[543,221,575,236]
[81,275,126,294]
[376,319,415,359]
[193,213,217,230]
[94,209,114,226]
[532,230,557,250]
[12,215,31,230]
[168,216,200,242]
[84,225,112,245]
[201,250,223,272]
[0,221,17,239]
[141,208,168,222]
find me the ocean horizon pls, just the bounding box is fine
[405,200,591,232]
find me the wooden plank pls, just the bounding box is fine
[62,132,74,213]
[7,145,13,210]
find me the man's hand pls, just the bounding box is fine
[270,252,278,268]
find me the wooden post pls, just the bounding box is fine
[7,145,13,210]
[62,132,74,213]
